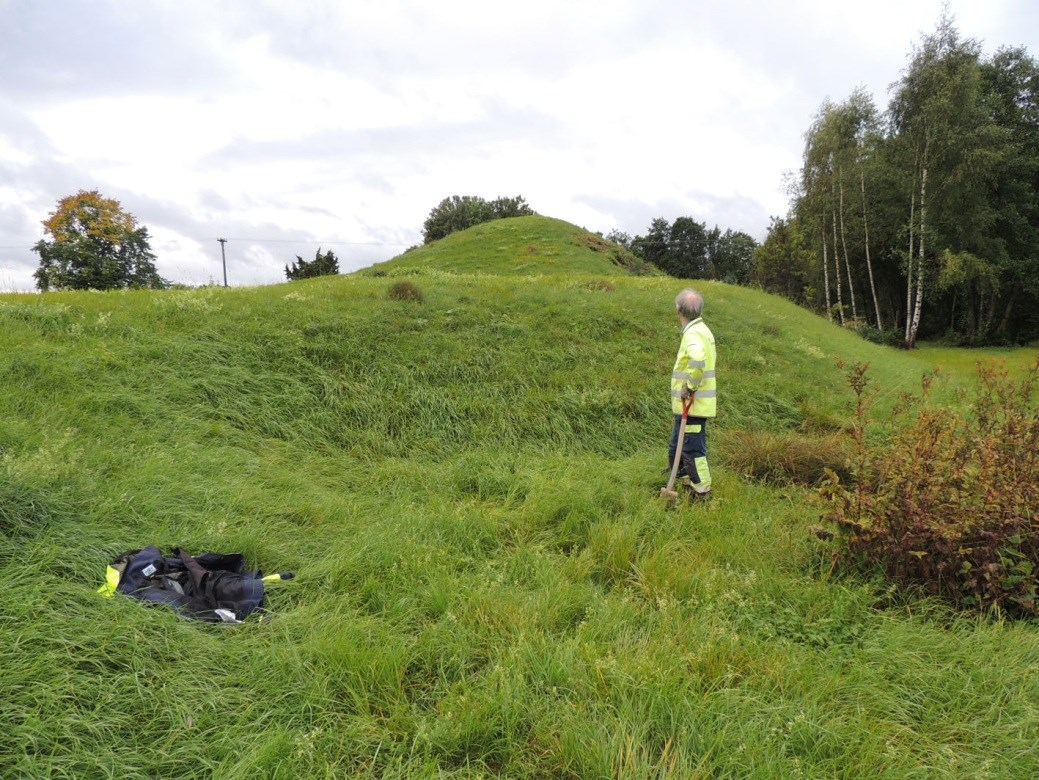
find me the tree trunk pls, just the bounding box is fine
[998,288,1019,334]
[905,183,915,342]
[822,222,832,322]
[966,285,975,345]
[831,211,845,324]
[964,284,972,342]
[980,287,999,339]
[838,168,858,320]
[860,168,883,330]
[907,157,927,349]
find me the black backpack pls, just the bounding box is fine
[104,546,286,623]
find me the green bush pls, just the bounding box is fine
[822,359,1039,615]
[422,195,534,243]
[857,324,905,348]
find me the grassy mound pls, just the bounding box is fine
[2,218,1038,777]
[366,215,656,277]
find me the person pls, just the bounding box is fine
[668,288,717,496]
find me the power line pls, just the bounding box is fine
[1,239,412,249]
[209,237,410,246]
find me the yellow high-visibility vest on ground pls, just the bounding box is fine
[671,317,717,417]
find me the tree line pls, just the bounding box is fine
[607,220,758,285]
[755,12,1039,347]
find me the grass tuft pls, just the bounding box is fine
[387,280,424,302]
[722,429,852,486]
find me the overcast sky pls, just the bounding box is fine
[1,0,1037,291]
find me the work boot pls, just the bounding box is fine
[680,476,711,496]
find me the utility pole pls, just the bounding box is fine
[217,238,228,287]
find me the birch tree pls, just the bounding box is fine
[846,89,885,330]
[890,11,986,347]
[802,101,841,322]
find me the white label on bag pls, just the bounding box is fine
[141,564,157,577]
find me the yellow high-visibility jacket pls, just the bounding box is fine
[671,317,717,417]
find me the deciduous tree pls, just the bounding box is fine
[710,229,758,285]
[422,195,534,243]
[753,217,814,304]
[890,12,995,346]
[33,190,166,291]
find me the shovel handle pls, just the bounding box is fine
[664,396,695,493]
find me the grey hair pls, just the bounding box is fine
[675,288,703,319]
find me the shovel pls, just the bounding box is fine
[660,394,694,503]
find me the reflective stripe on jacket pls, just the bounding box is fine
[671,317,717,417]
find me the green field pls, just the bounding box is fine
[2,216,1038,778]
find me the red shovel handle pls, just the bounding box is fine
[664,392,696,494]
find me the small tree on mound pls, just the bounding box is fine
[822,359,1039,615]
[422,195,534,243]
[285,248,339,280]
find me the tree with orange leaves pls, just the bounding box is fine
[33,190,167,291]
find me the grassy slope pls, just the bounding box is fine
[365,216,656,277]
[2,216,1038,778]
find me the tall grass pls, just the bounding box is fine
[2,220,1038,777]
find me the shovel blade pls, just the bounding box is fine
[659,487,679,503]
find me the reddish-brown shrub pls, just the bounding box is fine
[821,358,1039,615]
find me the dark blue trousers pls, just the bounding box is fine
[667,415,710,488]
